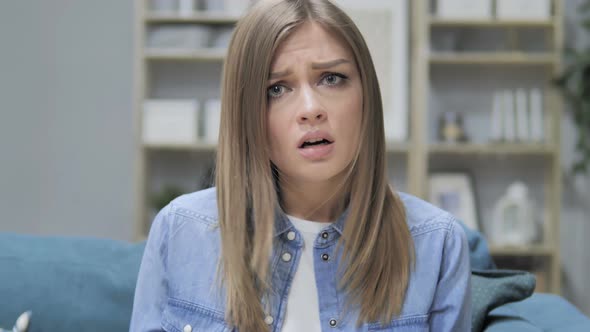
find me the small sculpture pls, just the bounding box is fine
[0,311,31,332]
[438,111,468,143]
[490,182,539,246]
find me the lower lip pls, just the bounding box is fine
[298,143,335,161]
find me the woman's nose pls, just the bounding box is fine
[296,86,327,125]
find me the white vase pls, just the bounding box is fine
[490,182,537,246]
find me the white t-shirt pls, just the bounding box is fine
[281,215,332,332]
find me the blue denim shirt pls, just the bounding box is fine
[130,187,472,332]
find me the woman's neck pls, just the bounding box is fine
[279,178,347,222]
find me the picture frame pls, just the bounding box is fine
[428,172,480,231]
[337,0,409,142]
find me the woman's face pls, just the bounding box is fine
[267,22,362,186]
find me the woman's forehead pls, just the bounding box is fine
[270,22,354,69]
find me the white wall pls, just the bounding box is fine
[0,0,135,240]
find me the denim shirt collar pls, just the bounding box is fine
[273,206,351,237]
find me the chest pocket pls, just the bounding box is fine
[162,297,232,332]
[367,314,429,332]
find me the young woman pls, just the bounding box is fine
[130,0,472,331]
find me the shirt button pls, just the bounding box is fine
[282,252,292,262]
[264,315,274,325]
[321,231,329,239]
[183,324,192,332]
[322,253,329,261]
[287,231,296,241]
[329,319,337,327]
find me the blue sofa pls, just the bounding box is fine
[459,224,590,331]
[0,226,588,332]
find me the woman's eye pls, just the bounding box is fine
[321,73,347,86]
[267,84,286,99]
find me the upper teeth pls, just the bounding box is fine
[306,138,324,144]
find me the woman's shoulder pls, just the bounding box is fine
[166,186,219,225]
[147,187,220,243]
[396,191,461,237]
[395,192,471,326]
[143,188,226,317]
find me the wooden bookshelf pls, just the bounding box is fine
[144,48,226,61]
[412,0,563,293]
[143,142,217,152]
[428,143,556,156]
[135,0,565,295]
[429,17,555,28]
[145,12,240,24]
[430,52,556,66]
[490,244,554,257]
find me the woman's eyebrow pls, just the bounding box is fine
[269,58,351,79]
[269,69,291,80]
[311,58,350,69]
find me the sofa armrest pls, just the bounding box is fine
[484,293,590,332]
[0,233,146,332]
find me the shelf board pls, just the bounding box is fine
[489,244,554,257]
[429,143,555,156]
[386,141,411,153]
[144,142,217,151]
[144,48,226,61]
[430,52,555,65]
[145,11,240,24]
[145,142,411,153]
[429,17,555,28]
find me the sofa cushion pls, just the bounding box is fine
[458,221,496,270]
[471,269,536,332]
[0,233,145,332]
[485,293,590,332]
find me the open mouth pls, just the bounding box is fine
[299,138,334,149]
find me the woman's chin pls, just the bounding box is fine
[296,167,350,185]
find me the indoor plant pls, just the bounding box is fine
[554,0,590,174]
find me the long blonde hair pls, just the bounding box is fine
[216,0,414,330]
